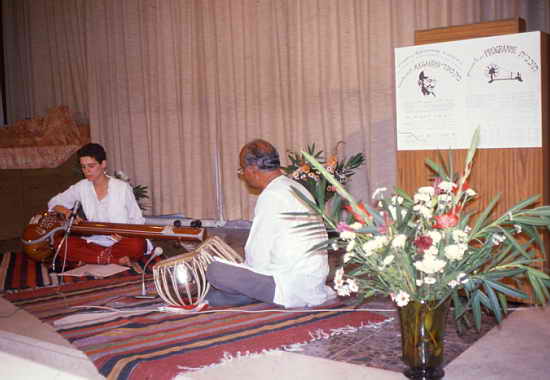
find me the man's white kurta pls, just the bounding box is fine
[48,177,145,248]
[244,175,335,308]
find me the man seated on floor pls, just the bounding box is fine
[205,139,335,308]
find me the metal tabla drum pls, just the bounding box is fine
[152,236,243,307]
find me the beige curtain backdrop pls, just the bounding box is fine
[3,0,549,220]
[2,0,88,124]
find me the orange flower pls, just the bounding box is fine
[433,213,459,229]
[326,155,337,167]
[299,164,311,173]
[344,202,371,224]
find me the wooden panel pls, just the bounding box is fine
[415,18,526,46]
[0,153,81,240]
[397,148,543,219]
[0,170,25,240]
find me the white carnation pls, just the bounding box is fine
[372,187,387,199]
[347,279,359,292]
[444,244,466,261]
[452,229,468,243]
[427,230,442,244]
[417,186,435,195]
[391,195,404,205]
[340,230,356,241]
[457,272,469,284]
[343,251,354,263]
[438,181,456,192]
[448,280,459,288]
[437,193,453,205]
[424,246,439,256]
[414,192,432,204]
[413,204,433,219]
[382,255,395,266]
[424,276,436,284]
[350,222,363,230]
[391,234,407,249]
[414,255,447,274]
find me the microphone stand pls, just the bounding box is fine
[51,201,81,273]
[134,247,163,299]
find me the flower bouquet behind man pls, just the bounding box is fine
[290,129,550,331]
[282,142,365,211]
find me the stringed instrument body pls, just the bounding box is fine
[21,212,206,262]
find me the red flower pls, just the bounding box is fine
[344,202,371,224]
[414,235,433,252]
[453,181,470,194]
[433,213,459,229]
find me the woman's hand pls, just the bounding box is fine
[111,233,123,242]
[53,205,82,223]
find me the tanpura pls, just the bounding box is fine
[21,212,206,262]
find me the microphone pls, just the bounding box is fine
[135,246,164,299]
[67,200,81,225]
[51,200,81,272]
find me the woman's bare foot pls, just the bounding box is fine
[118,256,131,266]
[130,262,143,274]
[117,256,143,273]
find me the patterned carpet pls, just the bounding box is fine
[0,228,498,375]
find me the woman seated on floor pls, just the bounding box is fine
[48,142,150,269]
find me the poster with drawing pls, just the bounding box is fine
[395,31,541,150]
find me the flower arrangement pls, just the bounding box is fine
[293,129,550,331]
[282,142,365,208]
[114,170,149,210]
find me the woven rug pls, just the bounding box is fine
[0,251,157,292]
[4,278,389,380]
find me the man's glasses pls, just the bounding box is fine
[237,167,244,176]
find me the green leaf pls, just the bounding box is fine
[464,127,480,170]
[483,268,526,279]
[497,292,509,315]
[482,281,502,323]
[471,290,482,331]
[425,159,448,179]
[470,194,501,237]
[511,216,550,226]
[306,240,333,254]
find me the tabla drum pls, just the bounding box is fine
[152,236,243,307]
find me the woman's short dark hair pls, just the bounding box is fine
[78,143,107,163]
[242,139,280,171]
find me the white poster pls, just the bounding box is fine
[395,32,542,150]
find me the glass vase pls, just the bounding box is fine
[398,299,450,380]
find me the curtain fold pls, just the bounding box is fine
[86,0,218,218]
[2,0,88,124]
[3,0,548,220]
